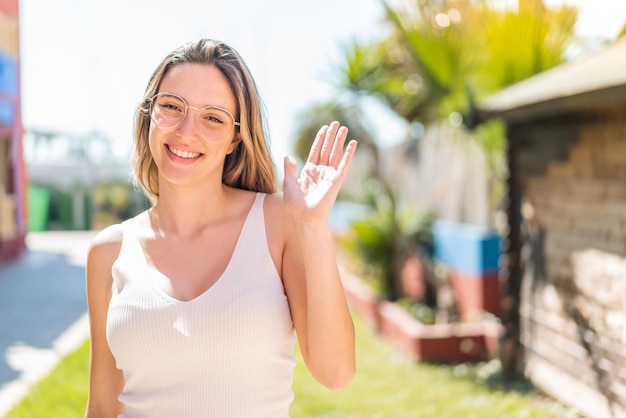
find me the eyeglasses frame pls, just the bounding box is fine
[147,92,240,142]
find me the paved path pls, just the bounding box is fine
[0,231,96,416]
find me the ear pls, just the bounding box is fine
[226,132,242,155]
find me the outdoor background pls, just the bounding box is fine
[3,0,626,417]
[19,0,625,164]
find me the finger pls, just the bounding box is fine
[336,140,358,179]
[306,125,328,164]
[319,121,340,165]
[328,125,349,168]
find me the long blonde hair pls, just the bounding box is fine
[132,39,278,203]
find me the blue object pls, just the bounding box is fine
[0,51,17,97]
[0,100,13,125]
[432,220,501,276]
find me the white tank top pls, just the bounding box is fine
[106,193,296,418]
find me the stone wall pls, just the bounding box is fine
[522,123,626,418]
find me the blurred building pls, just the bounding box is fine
[24,129,135,231]
[0,0,25,260]
[477,37,626,418]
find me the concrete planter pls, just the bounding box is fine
[377,300,498,363]
[341,267,503,363]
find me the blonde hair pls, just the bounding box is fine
[132,39,278,203]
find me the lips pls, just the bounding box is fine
[166,144,202,159]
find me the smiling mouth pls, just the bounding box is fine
[166,144,203,159]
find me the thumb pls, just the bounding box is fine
[283,156,298,186]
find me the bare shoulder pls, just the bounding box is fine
[86,218,133,271]
[263,192,288,214]
[263,192,291,231]
[84,223,126,304]
[262,193,297,280]
[89,223,123,256]
[88,210,149,253]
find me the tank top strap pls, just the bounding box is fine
[118,217,143,258]
[111,217,148,291]
[229,192,269,262]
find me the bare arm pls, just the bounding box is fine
[280,121,357,390]
[84,225,124,417]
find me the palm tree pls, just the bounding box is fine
[291,0,580,375]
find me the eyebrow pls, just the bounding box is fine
[158,91,236,113]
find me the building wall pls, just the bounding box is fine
[0,0,25,260]
[520,121,626,418]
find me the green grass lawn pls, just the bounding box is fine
[6,340,90,418]
[7,314,578,418]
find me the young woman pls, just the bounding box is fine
[85,38,357,417]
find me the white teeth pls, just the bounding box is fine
[168,145,200,159]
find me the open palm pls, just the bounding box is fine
[283,121,357,222]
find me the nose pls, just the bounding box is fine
[175,107,200,138]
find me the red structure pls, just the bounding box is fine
[432,220,502,320]
[0,0,26,260]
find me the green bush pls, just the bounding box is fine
[339,187,435,302]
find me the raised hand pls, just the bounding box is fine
[283,121,357,222]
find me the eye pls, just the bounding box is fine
[163,103,181,111]
[201,108,229,126]
[159,101,183,113]
[154,94,185,114]
[205,114,225,125]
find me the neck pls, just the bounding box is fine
[150,182,231,237]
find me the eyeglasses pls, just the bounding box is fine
[149,92,240,142]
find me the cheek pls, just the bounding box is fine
[147,128,162,159]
